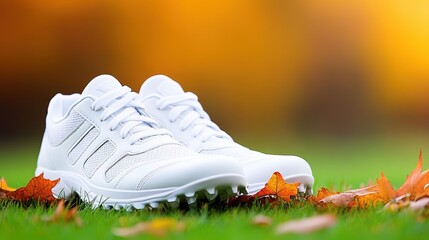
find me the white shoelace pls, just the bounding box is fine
[156,92,232,142]
[91,86,171,144]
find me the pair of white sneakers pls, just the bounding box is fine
[35,74,314,209]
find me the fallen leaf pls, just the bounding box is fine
[346,185,378,195]
[228,195,256,207]
[255,172,300,202]
[1,173,59,205]
[408,197,429,211]
[415,187,429,200]
[384,195,429,212]
[0,192,6,200]
[320,192,357,207]
[0,177,16,192]
[414,169,429,198]
[397,151,423,197]
[384,199,411,212]
[251,215,272,226]
[310,151,429,210]
[276,214,337,234]
[113,218,185,237]
[356,192,385,208]
[376,172,396,201]
[41,200,83,226]
[308,187,339,204]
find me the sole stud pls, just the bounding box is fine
[186,196,197,204]
[149,202,159,208]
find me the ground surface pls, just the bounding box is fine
[1,133,429,239]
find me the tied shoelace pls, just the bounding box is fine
[156,92,232,142]
[91,86,171,144]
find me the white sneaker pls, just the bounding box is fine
[36,74,247,209]
[139,75,314,195]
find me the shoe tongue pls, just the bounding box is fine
[140,75,185,97]
[82,74,122,97]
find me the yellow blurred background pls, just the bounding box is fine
[1,0,429,141]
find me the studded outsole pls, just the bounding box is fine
[84,185,248,210]
[36,167,248,211]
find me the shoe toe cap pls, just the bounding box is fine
[244,155,314,186]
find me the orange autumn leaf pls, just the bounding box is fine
[1,173,59,204]
[414,169,429,197]
[255,172,299,202]
[397,151,423,196]
[0,177,16,192]
[376,172,396,201]
[415,187,429,200]
[356,192,385,208]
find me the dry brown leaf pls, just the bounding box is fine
[113,218,185,237]
[384,196,429,212]
[41,200,83,226]
[308,187,339,204]
[320,192,357,207]
[0,177,16,192]
[251,215,272,226]
[255,172,300,202]
[276,214,337,234]
[345,185,378,195]
[227,195,256,207]
[409,197,429,211]
[384,200,410,212]
[0,191,6,200]
[1,173,59,204]
[316,184,380,208]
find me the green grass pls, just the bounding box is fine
[1,134,429,239]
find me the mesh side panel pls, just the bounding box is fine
[84,140,116,177]
[105,144,196,182]
[200,146,260,161]
[68,127,99,165]
[47,110,85,146]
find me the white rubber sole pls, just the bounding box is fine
[247,174,314,195]
[36,167,247,210]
